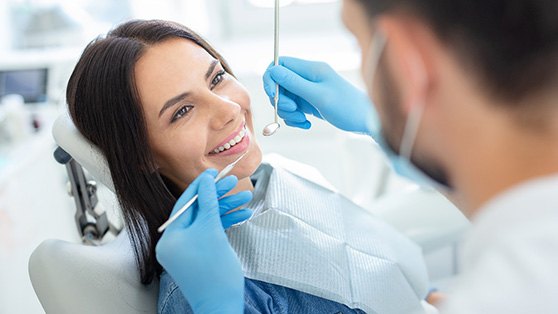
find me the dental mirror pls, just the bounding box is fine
[263,120,280,136]
[263,0,281,137]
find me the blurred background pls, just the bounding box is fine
[0,0,468,313]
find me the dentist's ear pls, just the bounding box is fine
[377,15,433,114]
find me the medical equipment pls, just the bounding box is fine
[262,0,281,136]
[0,68,48,103]
[158,151,248,233]
[53,146,120,244]
[0,48,79,108]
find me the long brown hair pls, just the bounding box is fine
[66,19,234,284]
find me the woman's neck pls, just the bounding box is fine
[231,176,255,195]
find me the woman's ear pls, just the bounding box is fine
[379,15,432,114]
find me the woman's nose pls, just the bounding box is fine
[209,95,241,130]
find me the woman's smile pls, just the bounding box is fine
[208,122,250,157]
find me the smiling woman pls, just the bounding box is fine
[132,35,261,193]
[66,19,429,314]
[67,18,264,282]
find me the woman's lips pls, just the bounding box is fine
[211,129,250,157]
[208,123,249,156]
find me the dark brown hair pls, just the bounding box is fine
[356,0,558,103]
[66,19,234,284]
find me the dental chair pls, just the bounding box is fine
[29,113,467,313]
[28,114,158,314]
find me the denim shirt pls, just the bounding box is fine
[158,271,365,314]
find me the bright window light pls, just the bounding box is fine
[249,0,337,8]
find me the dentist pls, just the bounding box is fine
[156,0,558,313]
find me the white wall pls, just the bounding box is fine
[0,1,11,51]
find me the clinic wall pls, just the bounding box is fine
[0,1,10,51]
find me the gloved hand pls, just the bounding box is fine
[156,169,252,314]
[263,56,379,136]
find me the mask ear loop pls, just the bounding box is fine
[399,99,425,160]
[368,27,425,162]
[366,29,388,90]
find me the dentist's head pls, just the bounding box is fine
[66,20,262,285]
[342,0,558,214]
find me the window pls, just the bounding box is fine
[249,0,337,7]
[0,68,48,103]
[209,0,342,40]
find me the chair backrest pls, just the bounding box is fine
[29,114,158,313]
[29,231,159,314]
[51,113,115,192]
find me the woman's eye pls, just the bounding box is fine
[210,70,226,89]
[171,105,193,123]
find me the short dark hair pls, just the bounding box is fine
[356,0,558,103]
[66,20,234,284]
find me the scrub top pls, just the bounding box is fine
[441,174,558,313]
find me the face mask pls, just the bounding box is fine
[364,29,452,192]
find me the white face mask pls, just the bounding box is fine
[364,29,451,192]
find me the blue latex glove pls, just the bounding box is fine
[156,169,252,314]
[262,56,379,135]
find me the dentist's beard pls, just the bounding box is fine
[377,60,452,188]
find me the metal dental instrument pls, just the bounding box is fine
[158,151,248,233]
[262,0,281,136]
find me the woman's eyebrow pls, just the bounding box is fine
[159,92,190,118]
[205,59,219,80]
[158,59,220,119]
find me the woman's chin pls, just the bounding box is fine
[235,145,262,179]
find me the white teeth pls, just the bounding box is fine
[211,126,248,154]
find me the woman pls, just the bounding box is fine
[67,19,429,313]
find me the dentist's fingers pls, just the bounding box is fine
[263,68,295,102]
[215,175,238,198]
[172,169,217,214]
[264,62,318,101]
[266,57,326,82]
[167,169,218,230]
[264,94,311,125]
[265,92,299,114]
[278,56,329,82]
[221,209,253,229]
[278,109,308,123]
[268,66,318,101]
[284,89,323,119]
[276,92,299,112]
[285,119,312,129]
[194,174,221,224]
[219,191,253,215]
[263,67,278,99]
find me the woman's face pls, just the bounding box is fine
[134,38,262,190]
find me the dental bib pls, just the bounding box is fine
[226,155,430,314]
